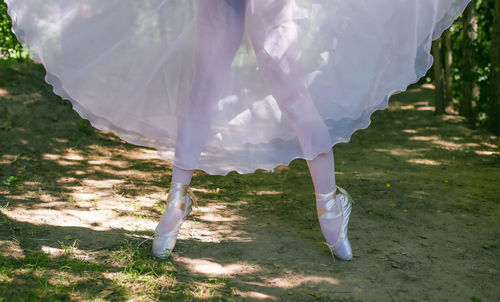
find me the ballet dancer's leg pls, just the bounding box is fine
[173,0,246,173]
[245,0,335,193]
[171,166,194,186]
[155,0,246,237]
[245,0,344,251]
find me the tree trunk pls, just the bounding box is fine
[489,0,500,134]
[442,28,453,107]
[461,1,478,123]
[432,38,445,115]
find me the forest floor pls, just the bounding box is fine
[0,60,499,302]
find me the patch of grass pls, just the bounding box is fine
[2,176,20,187]
[0,250,120,300]
[454,202,480,213]
[0,238,186,301]
[110,239,175,278]
[78,118,94,135]
[0,116,12,130]
[368,210,395,219]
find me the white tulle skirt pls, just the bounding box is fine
[6,0,470,175]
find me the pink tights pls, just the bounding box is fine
[159,0,339,246]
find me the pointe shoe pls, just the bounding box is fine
[152,182,198,259]
[316,186,354,261]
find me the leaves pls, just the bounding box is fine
[2,175,19,186]
[0,2,25,61]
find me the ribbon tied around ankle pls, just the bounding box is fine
[186,187,198,207]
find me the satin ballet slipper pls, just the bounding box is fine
[316,186,354,261]
[152,182,198,259]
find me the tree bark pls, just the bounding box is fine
[432,38,445,115]
[461,1,477,123]
[489,0,500,134]
[442,28,453,107]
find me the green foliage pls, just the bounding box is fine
[449,0,495,128]
[0,2,25,61]
[78,118,94,135]
[2,175,19,186]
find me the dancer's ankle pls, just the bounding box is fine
[172,165,194,186]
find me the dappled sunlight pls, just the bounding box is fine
[187,204,252,243]
[120,148,161,161]
[475,150,499,156]
[255,190,282,195]
[480,142,497,150]
[414,101,431,107]
[1,60,498,300]
[1,191,159,233]
[235,291,277,300]
[402,129,418,134]
[80,178,125,188]
[441,115,466,122]
[43,151,87,167]
[415,105,434,111]
[409,135,481,151]
[0,239,24,259]
[51,137,69,143]
[400,104,416,110]
[1,154,16,164]
[2,206,113,230]
[70,191,103,200]
[133,192,167,205]
[40,245,66,257]
[40,245,98,262]
[43,151,84,161]
[87,159,128,167]
[431,139,463,150]
[55,159,80,166]
[42,153,61,160]
[374,147,428,157]
[22,181,41,186]
[409,135,440,141]
[175,257,259,277]
[406,158,442,166]
[195,205,246,223]
[389,98,434,111]
[266,275,340,288]
[86,165,143,177]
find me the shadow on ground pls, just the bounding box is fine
[1,61,499,301]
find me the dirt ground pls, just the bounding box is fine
[0,61,499,301]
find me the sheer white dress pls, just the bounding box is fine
[6,0,471,175]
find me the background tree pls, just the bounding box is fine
[489,0,500,134]
[432,37,446,115]
[461,0,478,124]
[442,29,454,107]
[0,2,24,61]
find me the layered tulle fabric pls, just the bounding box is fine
[6,0,470,175]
